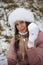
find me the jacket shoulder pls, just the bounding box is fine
[38,31,43,42]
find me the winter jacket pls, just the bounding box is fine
[7,31,43,65]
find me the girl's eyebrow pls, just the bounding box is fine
[15,21,24,25]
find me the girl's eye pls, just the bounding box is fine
[15,21,24,26]
[16,23,19,26]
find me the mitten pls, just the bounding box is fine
[28,23,39,48]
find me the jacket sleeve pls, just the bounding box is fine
[7,37,17,65]
[26,32,43,65]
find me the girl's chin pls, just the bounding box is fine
[19,31,27,33]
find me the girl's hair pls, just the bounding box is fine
[14,21,31,52]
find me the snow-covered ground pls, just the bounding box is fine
[0,54,8,65]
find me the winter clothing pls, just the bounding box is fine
[7,31,43,65]
[7,8,43,65]
[8,8,34,28]
[28,23,39,48]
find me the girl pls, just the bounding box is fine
[7,8,43,65]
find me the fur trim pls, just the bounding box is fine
[8,8,34,28]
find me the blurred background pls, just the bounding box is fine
[0,0,43,56]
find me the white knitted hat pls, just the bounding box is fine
[8,8,35,28]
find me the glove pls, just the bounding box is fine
[28,23,39,48]
[28,40,34,48]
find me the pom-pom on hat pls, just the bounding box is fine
[8,8,35,28]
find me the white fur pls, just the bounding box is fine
[28,23,39,48]
[8,8,34,28]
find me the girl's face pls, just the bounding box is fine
[15,21,27,33]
